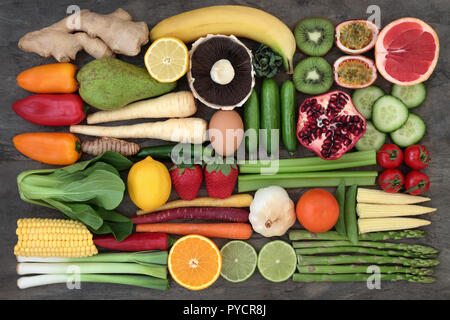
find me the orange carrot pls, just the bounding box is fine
[16,63,78,93]
[136,223,253,240]
[13,132,82,165]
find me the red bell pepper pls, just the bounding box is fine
[93,233,174,251]
[12,94,85,126]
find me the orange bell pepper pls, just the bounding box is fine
[13,132,82,165]
[16,63,78,93]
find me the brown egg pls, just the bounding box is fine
[208,110,244,156]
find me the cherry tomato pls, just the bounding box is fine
[376,144,404,168]
[296,189,339,233]
[404,145,430,170]
[405,171,430,195]
[378,169,405,193]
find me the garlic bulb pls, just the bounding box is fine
[249,186,296,237]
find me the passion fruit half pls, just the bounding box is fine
[335,20,379,55]
[333,55,377,89]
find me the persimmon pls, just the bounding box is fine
[296,188,339,233]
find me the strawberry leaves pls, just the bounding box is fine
[205,163,238,176]
[170,163,198,176]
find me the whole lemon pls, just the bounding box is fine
[127,156,171,211]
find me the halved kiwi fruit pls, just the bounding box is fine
[293,57,333,95]
[295,17,335,56]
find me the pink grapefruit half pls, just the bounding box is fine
[375,17,439,85]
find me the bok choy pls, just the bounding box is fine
[17,151,133,241]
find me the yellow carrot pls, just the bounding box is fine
[136,194,254,215]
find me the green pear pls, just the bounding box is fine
[77,58,177,110]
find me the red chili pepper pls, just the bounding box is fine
[93,232,172,251]
[12,94,85,126]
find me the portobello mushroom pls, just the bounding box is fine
[187,34,255,110]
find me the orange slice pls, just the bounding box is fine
[168,234,222,290]
[144,37,189,83]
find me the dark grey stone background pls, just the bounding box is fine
[0,0,449,300]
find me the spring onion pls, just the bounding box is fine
[17,274,169,290]
[237,150,376,174]
[16,251,168,265]
[238,171,378,192]
[17,262,167,279]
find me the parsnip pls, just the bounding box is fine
[70,118,207,144]
[136,194,254,215]
[87,92,196,124]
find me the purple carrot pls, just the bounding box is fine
[131,207,249,224]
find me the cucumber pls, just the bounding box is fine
[372,95,409,133]
[244,89,260,154]
[136,144,214,163]
[355,121,386,151]
[390,113,427,147]
[280,81,297,154]
[261,79,280,154]
[391,83,427,109]
[352,86,385,120]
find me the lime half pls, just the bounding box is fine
[220,240,258,283]
[257,240,297,282]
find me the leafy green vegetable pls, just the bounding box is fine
[252,44,285,78]
[17,151,133,241]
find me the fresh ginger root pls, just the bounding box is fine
[18,8,149,62]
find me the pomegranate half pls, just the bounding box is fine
[335,20,379,54]
[297,91,366,160]
[334,55,377,89]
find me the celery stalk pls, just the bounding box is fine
[238,171,378,192]
[17,262,167,279]
[238,150,376,174]
[17,274,169,290]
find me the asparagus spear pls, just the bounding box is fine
[294,247,437,259]
[297,255,440,267]
[297,265,434,276]
[291,241,438,256]
[292,273,435,283]
[289,230,426,241]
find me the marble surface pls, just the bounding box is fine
[0,0,449,300]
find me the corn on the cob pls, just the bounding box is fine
[357,188,431,204]
[14,218,98,258]
[358,217,431,234]
[357,203,436,218]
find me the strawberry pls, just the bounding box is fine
[204,163,238,199]
[169,164,203,200]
